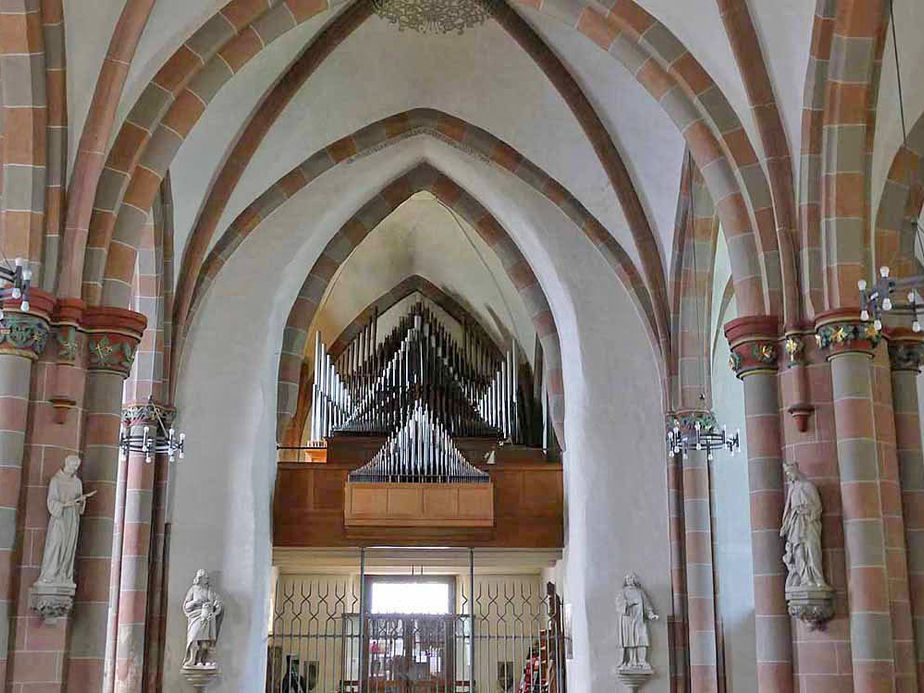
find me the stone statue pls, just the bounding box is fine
[781,462,833,627]
[780,462,828,589]
[37,455,93,586]
[183,569,224,668]
[30,455,94,620]
[615,573,658,671]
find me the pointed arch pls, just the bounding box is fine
[269,162,569,446]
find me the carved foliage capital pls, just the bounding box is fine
[815,320,881,358]
[667,410,716,436]
[0,313,50,359]
[888,340,924,372]
[728,340,778,378]
[87,333,138,376]
[122,400,176,428]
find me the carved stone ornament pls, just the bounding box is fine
[615,573,658,691]
[122,398,176,428]
[87,333,137,375]
[182,569,223,689]
[888,340,924,372]
[815,321,881,356]
[54,325,79,363]
[29,584,74,623]
[784,335,804,366]
[781,462,834,628]
[0,314,49,359]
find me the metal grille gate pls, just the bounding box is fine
[267,552,565,693]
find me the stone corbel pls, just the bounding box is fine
[83,306,147,378]
[783,327,815,432]
[48,298,86,424]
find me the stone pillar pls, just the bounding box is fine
[668,412,720,692]
[665,442,689,693]
[725,315,793,692]
[887,331,924,688]
[0,300,51,686]
[66,307,145,691]
[815,309,906,689]
[113,400,173,692]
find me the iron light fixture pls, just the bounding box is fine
[858,255,924,333]
[667,416,740,462]
[0,257,33,316]
[119,405,186,464]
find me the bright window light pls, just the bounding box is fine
[371,581,450,614]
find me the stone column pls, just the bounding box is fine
[815,309,906,689]
[668,412,720,692]
[887,330,924,688]
[0,300,51,685]
[66,307,145,691]
[113,400,173,692]
[725,315,793,692]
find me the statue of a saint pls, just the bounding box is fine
[615,573,658,671]
[183,569,224,668]
[780,462,828,589]
[36,455,90,587]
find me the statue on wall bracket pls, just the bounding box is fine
[181,568,224,691]
[29,454,95,622]
[781,461,834,628]
[615,572,658,692]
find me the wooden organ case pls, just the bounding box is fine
[273,301,563,549]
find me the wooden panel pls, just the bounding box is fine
[344,483,494,528]
[273,455,562,548]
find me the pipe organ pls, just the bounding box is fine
[310,301,521,450]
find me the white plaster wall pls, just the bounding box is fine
[521,6,684,273]
[310,192,536,360]
[749,0,815,177]
[872,1,924,228]
[64,0,127,175]
[169,135,669,691]
[210,16,634,272]
[709,233,756,691]
[168,11,333,279]
[635,0,763,165]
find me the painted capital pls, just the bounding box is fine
[83,307,147,377]
[0,312,50,359]
[814,309,880,359]
[122,399,176,428]
[723,315,781,378]
[667,409,716,436]
[887,329,924,372]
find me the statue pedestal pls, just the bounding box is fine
[786,584,834,629]
[181,664,219,692]
[29,582,75,623]
[616,664,653,692]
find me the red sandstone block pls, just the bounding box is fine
[74,558,111,602]
[851,660,895,690]
[65,659,103,691]
[9,650,60,683]
[840,481,881,519]
[24,616,67,651]
[797,641,838,674]
[846,566,887,611]
[577,8,617,49]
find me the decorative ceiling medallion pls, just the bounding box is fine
[372,0,494,34]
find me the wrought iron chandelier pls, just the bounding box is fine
[119,400,186,464]
[858,1,923,330]
[667,413,740,462]
[0,257,33,316]
[372,0,494,34]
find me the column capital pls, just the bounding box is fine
[814,308,881,359]
[121,399,176,428]
[886,328,924,373]
[83,307,147,377]
[724,315,781,378]
[667,409,716,436]
[0,288,56,360]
